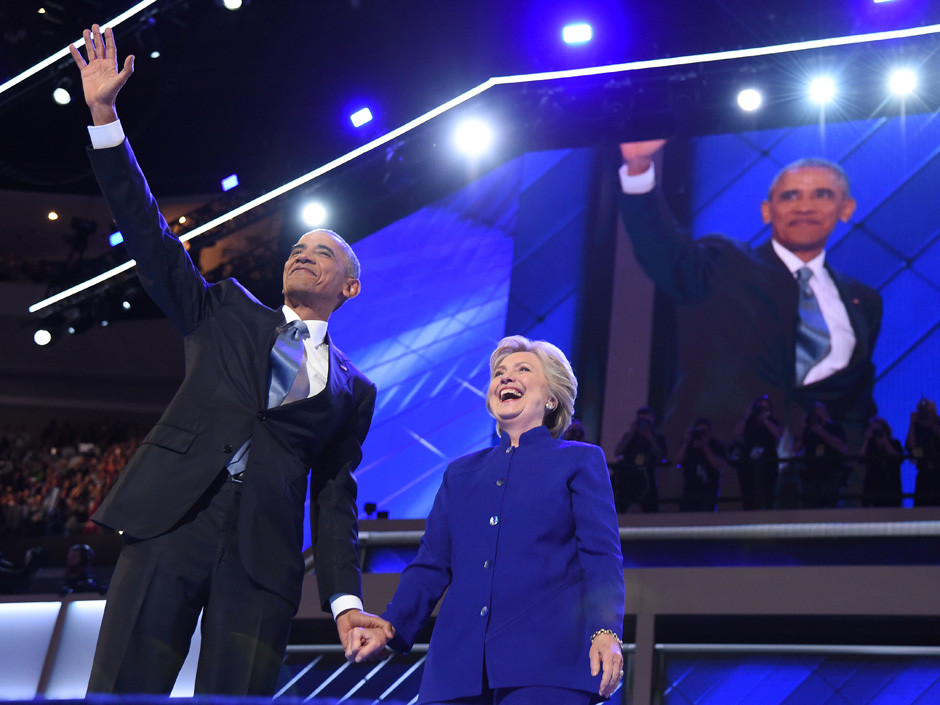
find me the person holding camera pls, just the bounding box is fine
[729,395,784,510]
[906,398,940,506]
[611,407,667,513]
[860,418,903,507]
[794,402,847,508]
[676,419,727,512]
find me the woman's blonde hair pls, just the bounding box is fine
[487,335,578,439]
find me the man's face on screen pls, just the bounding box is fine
[761,167,856,256]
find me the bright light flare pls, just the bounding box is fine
[350,107,373,127]
[808,76,837,104]
[737,88,762,111]
[562,23,593,45]
[52,87,71,105]
[301,202,327,227]
[454,119,494,157]
[222,0,242,9]
[888,67,917,95]
[34,329,52,346]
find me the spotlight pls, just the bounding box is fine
[888,67,917,96]
[808,76,837,104]
[108,231,124,247]
[48,211,58,221]
[222,0,243,9]
[52,77,72,105]
[34,328,53,346]
[454,118,494,157]
[562,23,593,45]
[221,174,239,192]
[150,50,161,59]
[302,202,327,227]
[737,88,762,111]
[122,300,132,311]
[350,107,373,127]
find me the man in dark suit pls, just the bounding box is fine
[70,25,391,695]
[617,140,881,455]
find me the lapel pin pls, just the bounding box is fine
[340,363,348,372]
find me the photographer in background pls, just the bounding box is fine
[676,419,726,512]
[729,395,784,510]
[794,402,847,508]
[906,398,940,506]
[860,418,903,507]
[612,407,667,513]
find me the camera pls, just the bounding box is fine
[636,418,652,431]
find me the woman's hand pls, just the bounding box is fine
[590,631,624,698]
[345,624,394,663]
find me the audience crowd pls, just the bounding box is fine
[0,419,142,538]
[1,397,937,541]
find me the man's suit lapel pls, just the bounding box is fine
[827,265,872,366]
[755,240,801,378]
[326,333,353,399]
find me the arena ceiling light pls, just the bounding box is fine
[736,88,762,111]
[302,202,328,227]
[454,118,494,157]
[888,67,918,95]
[28,21,940,315]
[808,76,837,104]
[562,23,593,45]
[52,77,72,105]
[350,107,373,127]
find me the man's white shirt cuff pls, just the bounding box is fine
[330,594,363,620]
[619,161,656,195]
[88,120,126,149]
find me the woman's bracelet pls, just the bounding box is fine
[591,628,623,648]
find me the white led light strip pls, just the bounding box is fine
[28,21,940,314]
[0,0,160,98]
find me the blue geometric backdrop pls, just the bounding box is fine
[690,114,940,501]
[301,147,594,530]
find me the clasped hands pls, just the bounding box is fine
[336,609,395,663]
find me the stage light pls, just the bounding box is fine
[808,76,837,104]
[52,78,72,105]
[454,119,494,157]
[34,328,52,346]
[737,88,762,111]
[150,50,161,59]
[221,174,239,192]
[350,107,373,127]
[302,202,327,227]
[108,231,124,247]
[222,0,242,9]
[562,23,593,45]
[178,216,187,224]
[122,300,132,311]
[888,67,917,95]
[48,211,58,221]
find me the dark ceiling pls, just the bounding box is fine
[3,0,940,201]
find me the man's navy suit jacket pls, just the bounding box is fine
[619,190,882,450]
[88,139,376,611]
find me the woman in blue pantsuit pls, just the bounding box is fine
[348,336,625,704]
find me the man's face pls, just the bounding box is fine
[761,167,856,255]
[282,230,359,314]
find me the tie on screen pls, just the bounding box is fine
[794,267,831,384]
[227,320,310,476]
